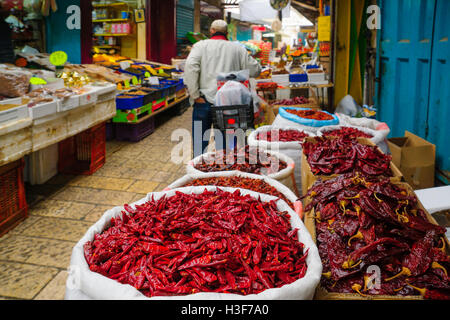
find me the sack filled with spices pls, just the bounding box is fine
[271,112,337,135]
[336,113,391,153]
[65,186,322,300]
[317,124,386,149]
[248,126,316,196]
[165,171,303,218]
[278,107,339,128]
[186,146,297,195]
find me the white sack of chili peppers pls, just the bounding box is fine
[186,148,297,195]
[335,113,391,153]
[165,170,303,219]
[65,186,322,300]
[316,124,386,146]
[247,126,316,196]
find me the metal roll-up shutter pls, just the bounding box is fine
[176,0,194,55]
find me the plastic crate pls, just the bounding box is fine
[177,97,190,115]
[211,103,254,131]
[152,98,166,112]
[116,94,144,110]
[127,89,154,106]
[289,73,308,83]
[160,80,177,96]
[113,103,152,123]
[106,120,115,141]
[58,122,106,175]
[146,84,170,98]
[114,116,155,142]
[175,79,185,92]
[0,158,28,237]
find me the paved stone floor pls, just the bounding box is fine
[0,106,193,300]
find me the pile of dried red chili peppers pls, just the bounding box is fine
[84,189,308,297]
[322,127,373,139]
[184,176,296,209]
[303,136,393,177]
[256,129,309,142]
[194,146,287,175]
[285,109,334,121]
[303,173,449,299]
[256,82,278,90]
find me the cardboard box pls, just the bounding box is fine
[387,131,436,190]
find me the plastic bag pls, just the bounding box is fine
[65,186,322,300]
[216,70,250,82]
[335,95,360,117]
[0,68,32,97]
[214,80,252,107]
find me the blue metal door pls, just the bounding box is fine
[376,0,450,178]
[426,0,450,179]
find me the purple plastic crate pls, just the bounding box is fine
[106,121,115,141]
[114,116,155,142]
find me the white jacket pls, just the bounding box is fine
[184,39,261,104]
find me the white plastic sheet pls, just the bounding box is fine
[65,186,322,300]
[239,0,291,22]
[214,80,252,107]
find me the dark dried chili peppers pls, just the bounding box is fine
[303,173,449,299]
[271,96,309,106]
[285,109,334,121]
[194,145,287,175]
[322,127,373,139]
[302,136,393,177]
[184,176,296,209]
[256,129,309,142]
[84,189,308,297]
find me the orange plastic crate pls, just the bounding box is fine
[0,158,28,237]
[58,122,106,175]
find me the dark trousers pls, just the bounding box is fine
[192,101,227,157]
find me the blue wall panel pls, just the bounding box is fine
[45,0,81,64]
[426,0,450,173]
[377,0,450,174]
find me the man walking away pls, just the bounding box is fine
[184,19,261,157]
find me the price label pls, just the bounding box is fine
[149,77,160,86]
[144,71,151,78]
[30,77,47,85]
[120,61,131,70]
[49,51,68,66]
[318,16,331,42]
[124,79,130,88]
[132,76,139,85]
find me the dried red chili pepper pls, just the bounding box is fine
[84,189,308,297]
[303,137,393,177]
[193,145,287,176]
[322,127,373,139]
[303,174,449,299]
[184,176,296,209]
[256,129,309,142]
[285,109,334,121]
